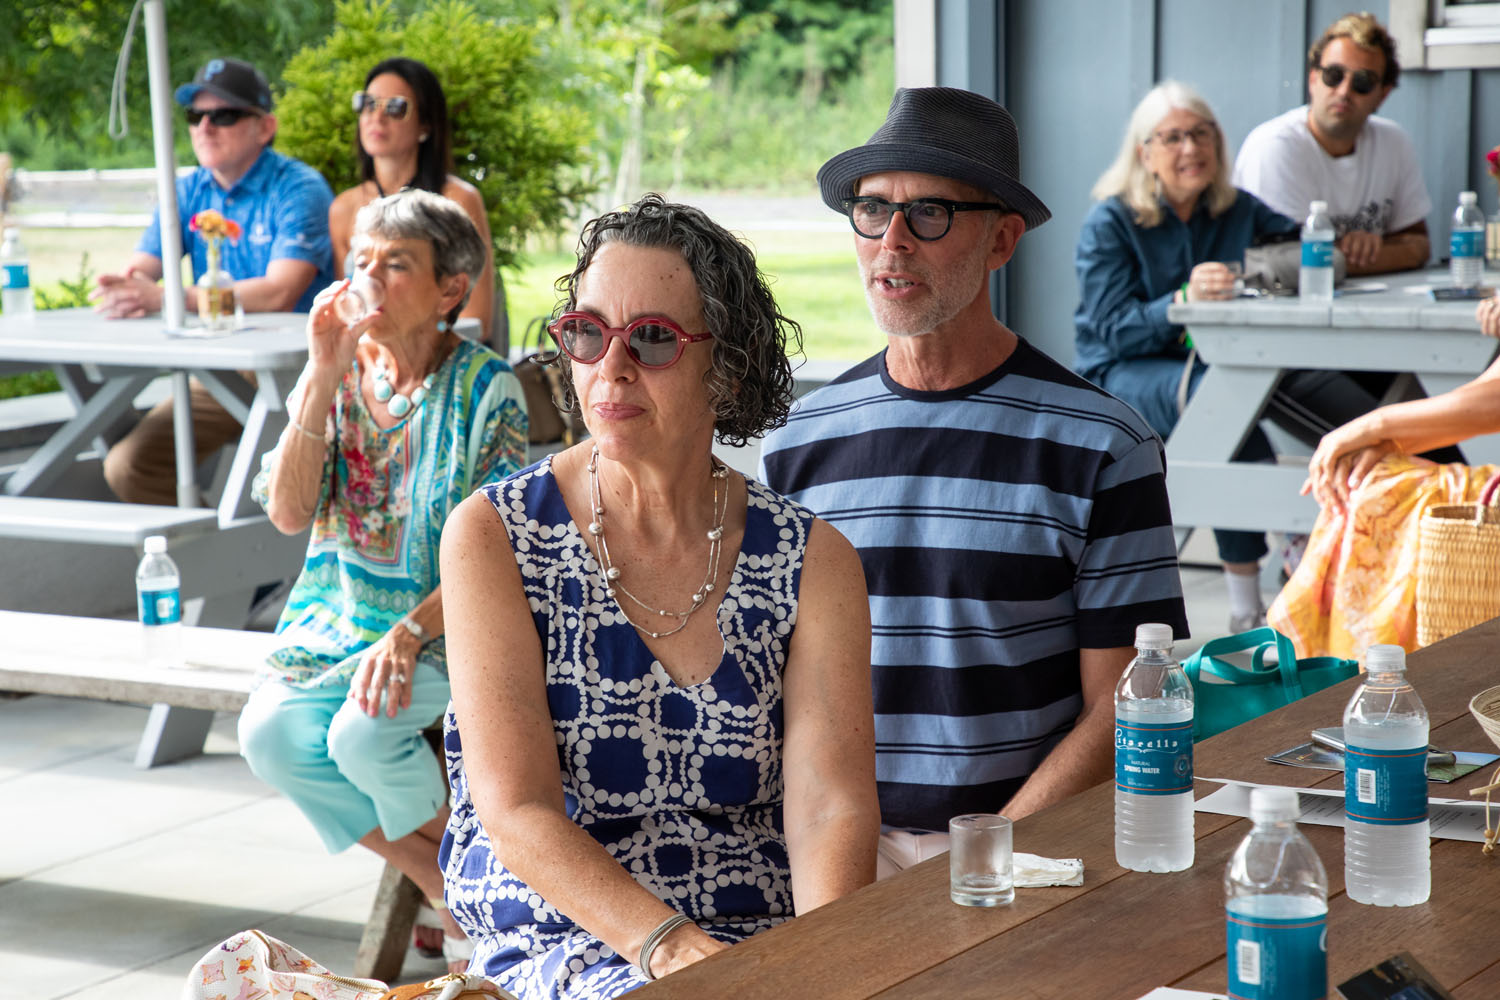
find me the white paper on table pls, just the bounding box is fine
[1197,778,1491,842]
[1133,988,1228,999]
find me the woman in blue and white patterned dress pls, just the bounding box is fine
[438,194,880,999]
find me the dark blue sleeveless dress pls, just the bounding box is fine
[439,456,813,999]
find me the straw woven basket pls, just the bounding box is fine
[1416,472,1500,646]
[1472,686,1500,753]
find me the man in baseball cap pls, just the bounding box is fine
[759,88,1187,864]
[92,56,335,505]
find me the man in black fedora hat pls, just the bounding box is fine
[90,56,335,505]
[760,87,1187,862]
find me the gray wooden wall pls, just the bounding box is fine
[934,0,1500,366]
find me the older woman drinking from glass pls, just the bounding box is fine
[1073,79,1381,632]
[437,193,880,996]
[238,189,527,971]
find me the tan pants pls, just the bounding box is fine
[103,378,244,505]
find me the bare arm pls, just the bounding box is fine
[329,188,359,279]
[232,257,319,312]
[781,518,879,913]
[264,282,367,533]
[999,646,1133,821]
[445,179,495,339]
[349,585,444,718]
[1345,220,1429,276]
[1302,351,1500,511]
[91,253,316,316]
[441,494,726,979]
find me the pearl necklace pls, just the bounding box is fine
[586,445,729,639]
[372,363,435,419]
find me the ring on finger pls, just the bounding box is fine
[392,673,407,684]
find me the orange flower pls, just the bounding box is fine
[189,209,242,243]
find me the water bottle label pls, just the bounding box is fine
[1451,229,1483,258]
[1114,717,1193,795]
[1301,240,1333,268]
[1344,743,1427,825]
[138,588,182,626]
[1226,908,1327,1000]
[2,262,28,291]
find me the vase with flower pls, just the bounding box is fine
[190,209,243,334]
[1486,146,1500,267]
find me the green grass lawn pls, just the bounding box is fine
[9,224,882,387]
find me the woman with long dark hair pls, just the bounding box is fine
[329,57,495,343]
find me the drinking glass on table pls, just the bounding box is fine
[1224,260,1245,298]
[949,813,1015,906]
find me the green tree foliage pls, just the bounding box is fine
[735,0,893,102]
[0,0,333,168]
[275,0,593,270]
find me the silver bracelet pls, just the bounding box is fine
[638,912,692,981]
[287,417,328,444]
[397,615,427,642]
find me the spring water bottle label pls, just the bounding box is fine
[1344,744,1427,825]
[1451,229,1483,258]
[2,262,28,290]
[1115,718,1193,794]
[138,588,182,626]
[1301,240,1333,267]
[1226,909,1327,1000]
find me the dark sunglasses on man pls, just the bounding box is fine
[351,92,410,120]
[548,312,713,369]
[1316,63,1380,96]
[842,196,1008,242]
[184,107,260,128]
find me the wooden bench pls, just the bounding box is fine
[1,609,427,982]
[0,496,308,763]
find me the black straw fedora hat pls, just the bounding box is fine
[817,87,1050,231]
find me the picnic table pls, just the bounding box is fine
[633,616,1500,999]
[1165,269,1500,536]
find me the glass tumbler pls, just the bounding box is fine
[335,269,386,326]
[949,813,1015,907]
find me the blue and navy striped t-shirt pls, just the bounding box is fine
[759,339,1189,831]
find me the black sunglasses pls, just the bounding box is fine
[184,107,258,128]
[1316,63,1381,96]
[842,196,1008,241]
[352,92,410,120]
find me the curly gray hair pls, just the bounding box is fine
[549,193,802,447]
[351,189,486,325]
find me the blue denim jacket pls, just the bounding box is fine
[1073,190,1296,381]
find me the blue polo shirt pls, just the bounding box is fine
[138,146,335,312]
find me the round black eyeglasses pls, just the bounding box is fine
[842,196,1008,241]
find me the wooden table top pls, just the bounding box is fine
[636,619,1500,999]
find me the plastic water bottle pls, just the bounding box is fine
[1343,644,1430,906]
[1300,201,1335,303]
[1450,190,1485,289]
[1,227,35,320]
[1225,787,1329,1000]
[1115,623,1195,872]
[136,535,183,669]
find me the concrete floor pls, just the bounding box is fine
[0,558,1245,1000]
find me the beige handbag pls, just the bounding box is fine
[1416,471,1500,646]
[181,930,517,1000]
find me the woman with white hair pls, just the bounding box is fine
[1073,80,1376,631]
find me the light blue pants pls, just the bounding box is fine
[238,663,451,853]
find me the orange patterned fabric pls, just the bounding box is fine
[1269,455,1498,658]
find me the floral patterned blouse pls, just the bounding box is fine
[252,339,528,689]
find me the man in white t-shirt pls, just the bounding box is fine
[1234,12,1430,275]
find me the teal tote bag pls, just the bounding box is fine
[1182,627,1359,742]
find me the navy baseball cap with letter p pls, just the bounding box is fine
[174,58,274,112]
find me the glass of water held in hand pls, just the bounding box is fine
[949,813,1015,906]
[335,269,385,326]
